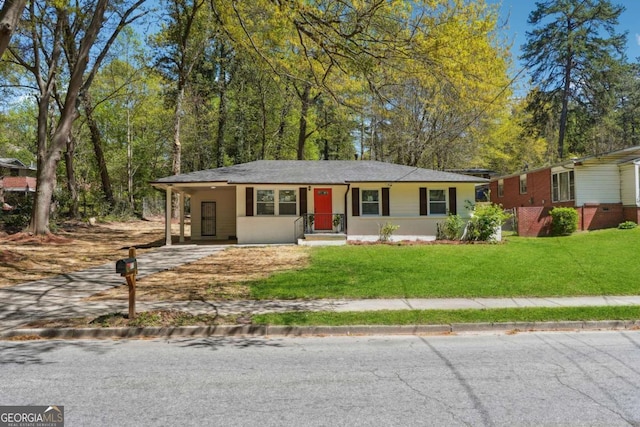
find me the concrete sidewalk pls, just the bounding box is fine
[1,244,640,334]
[132,295,640,317]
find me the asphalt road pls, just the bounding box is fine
[2,331,640,426]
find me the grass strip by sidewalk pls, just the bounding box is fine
[252,306,640,326]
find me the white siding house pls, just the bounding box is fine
[151,160,485,245]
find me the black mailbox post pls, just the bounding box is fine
[116,247,138,319]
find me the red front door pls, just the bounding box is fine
[314,188,332,230]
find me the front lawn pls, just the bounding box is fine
[250,228,640,299]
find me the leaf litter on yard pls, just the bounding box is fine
[86,246,310,302]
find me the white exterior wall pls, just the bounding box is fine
[235,184,348,244]
[620,163,640,206]
[236,216,298,244]
[190,186,237,240]
[574,163,621,205]
[347,182,476,238]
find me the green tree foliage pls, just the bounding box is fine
[521,0,626,160]
[211,0,512,166]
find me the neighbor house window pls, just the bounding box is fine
[552,170,575,202]
[429,189,447,215]
[519,174,527,194]
[361,189,380,215]
[256,190,275,215]
[498,179,504,197]
[278,190,297,215]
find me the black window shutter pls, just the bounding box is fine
[448,187,457,215]
[299,187,307,216]
[352,187,360,216]
[246,187,254,216]
[419,187,428,216]
[382,187,390,216]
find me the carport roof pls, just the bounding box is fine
[150,160,487,187]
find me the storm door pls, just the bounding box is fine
[201,202,216,236]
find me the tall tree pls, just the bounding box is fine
[6,0,145,234]
[153,0,210,215]
[521,0,626,160]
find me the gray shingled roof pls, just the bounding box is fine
[151,161,486,186]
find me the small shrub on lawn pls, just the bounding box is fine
[550,207,578,236]
[466,203,511,242]
[618,221,637,229]
[437,214,464,240]
[378,222,400,242]
[1,212,31,233]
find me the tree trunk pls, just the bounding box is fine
[127,107,134,211]
[29,93,56,234]
[215,43,229,168]
[171,85,184,218]
[64,134,79,218]
[259,82,267,160]
[81,92,115,207]
[296,83,311,160]
[30,153,60,234]
[558,86,570,160]
[215,82,227,168]
[0,0,26,58]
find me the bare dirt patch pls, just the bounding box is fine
[87,246,310,302]
[0,219,169,287]
[1,218,310,300]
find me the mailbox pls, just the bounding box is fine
[116,258,137,276]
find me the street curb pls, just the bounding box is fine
[1,320,639,340]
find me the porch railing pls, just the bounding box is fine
[302,213,345,234]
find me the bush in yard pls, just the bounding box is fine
[465,203,511,242]
[550,207,578,236]
[378,222,399,242]
[437,214,464,240]
[618,221,637,229]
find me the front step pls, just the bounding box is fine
[298,233,347,246]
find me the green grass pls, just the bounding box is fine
[250,228,640,299]
[253,306,640,326]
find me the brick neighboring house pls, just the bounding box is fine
[489,146,640,236]
[0,158,37,210]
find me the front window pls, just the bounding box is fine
[279,190,297,215]
[519,174,527,194]
[256,190,275,215]
[552,171,575,202]
[429,189,447,215]
[361,190,380,215]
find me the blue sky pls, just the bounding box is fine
[491,0,640,75]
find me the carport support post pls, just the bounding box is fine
[165,186,172,246]
[179,192,185,243]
